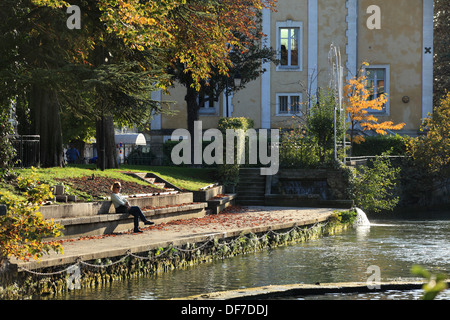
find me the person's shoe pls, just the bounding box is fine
[133,228,143,233]
[144,221,155,225]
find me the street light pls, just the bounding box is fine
[234,71,242,88]
[225,71,242,117]
[328,44,343,161]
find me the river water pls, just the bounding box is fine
[57,215,449,300]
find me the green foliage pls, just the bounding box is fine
[407,92,450,176]
[307,88,346,163]
[217,117,254,188]
[16,167,55,204]
[352,134,408,157]
[280,87,347,168]
[0,105,17,179]
[352,156,401,213]
[217,164,240,188]
[279,127,319,168]
[0,168,63,262]
[217,117,254,133]
[411,265,448,300]
[329,209,358,225]
[434,0,450,106]
[126,147,155,166]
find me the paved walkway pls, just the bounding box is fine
[14,206,336,271]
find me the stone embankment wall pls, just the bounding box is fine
[265,169,353,208]
[0,219,351,299]
[270,169,351,200]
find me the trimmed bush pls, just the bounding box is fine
[352,134,408,156]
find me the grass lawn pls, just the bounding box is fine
[0,165,218,201]
[115,165,218,191]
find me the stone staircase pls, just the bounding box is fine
[125,172,182,192]
[38,173,243,238]
[37,172,248,238]
[236,168,266,206]
[40,193,206,239]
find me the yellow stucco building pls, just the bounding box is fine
[149,0,434,143]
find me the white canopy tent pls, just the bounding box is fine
[115,133,147,164]
[115,133,147,146]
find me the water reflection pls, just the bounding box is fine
[291,289,450,300]
[58,219,449,300]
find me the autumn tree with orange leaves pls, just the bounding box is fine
[29,0,277,89]
[344,63,405,153]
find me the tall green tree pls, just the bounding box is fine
[0,106,16,179]
[434,0,450,105]
[1,0,168,168]
[3,0,277,168]
[407,92,450,176]
[0,1,73,167]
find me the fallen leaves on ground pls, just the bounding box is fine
[55,175,164,199]
[140,202,202,211]
[153,206,284,232]
[50,205,294,244]
[209,194,228,199]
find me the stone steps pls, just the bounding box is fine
[236,168,266,205]
[40,192,206,238]
[206,193,236,214]
[125,172,181,192]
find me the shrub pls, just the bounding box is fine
[307,88,346,163]
[407,92,450,176]
[217,117,254,188]
[352,156,401,213]
[218,117,254,133]
[279,127,319,168]
[352,134,408,156]
[330,209,357,225]
[0,168,63,264]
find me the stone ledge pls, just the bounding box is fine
[51,202,207,239]
[54,203,207,227]
[39,192,194,220]
[265,194,353,209]
[207,194,236,214]
[179,281,432,300]
[193,185,224,202]
[17,212,331,271]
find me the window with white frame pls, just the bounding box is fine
[277,21,302,70]
[198,86,218,114]
[364,65,390,114]
[276,93,302,115]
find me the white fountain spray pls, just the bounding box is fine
[354,207,371,227]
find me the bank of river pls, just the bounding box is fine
[54,216,449,300]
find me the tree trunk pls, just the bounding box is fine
[96,115,118,170]
[185,74,201,165]
[30,85,64,167]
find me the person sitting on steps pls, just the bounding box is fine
[110,181,154,233]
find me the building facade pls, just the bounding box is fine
[149,0,434,146]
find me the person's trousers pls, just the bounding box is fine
[116,205,147,230]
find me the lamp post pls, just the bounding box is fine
[328,44,343,161]
[225,71,242,117]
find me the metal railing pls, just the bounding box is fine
[11,135,40,168]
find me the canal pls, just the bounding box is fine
[56,214,449,300]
